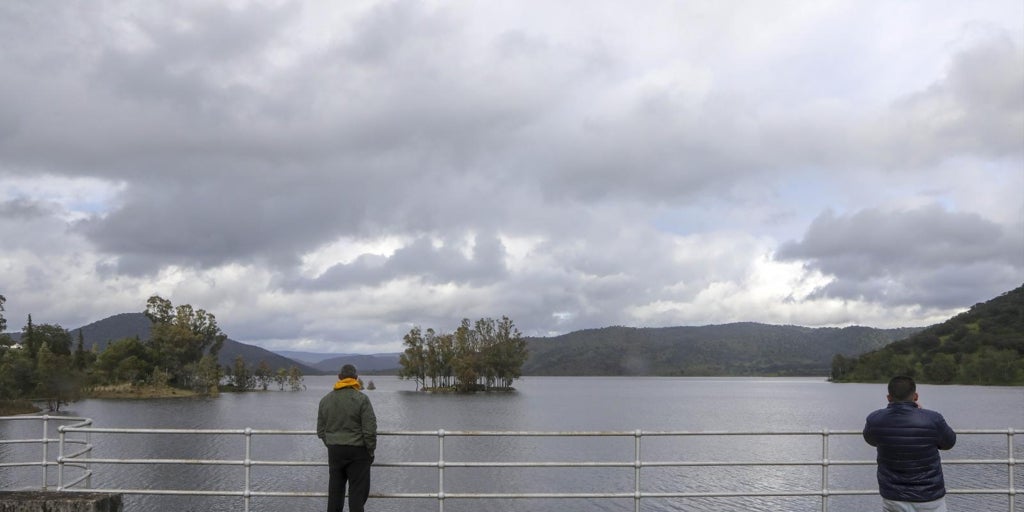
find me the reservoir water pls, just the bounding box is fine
[2,376,1022,511]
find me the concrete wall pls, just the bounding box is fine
[0,492,122,512]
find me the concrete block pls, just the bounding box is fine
[0,492,122,512]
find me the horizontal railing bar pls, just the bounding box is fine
[0,462,55,469]
[645,460,862,467]
[944,459,1018,465]
[44,486,1022,500]
[70,457,245,466]
[61,427,250,435]
[65,488,247,497]
[60,458,1002,469]
[57,426,1017,437]
[947,489,1018,494]
[250,460,325,467]
[0,416,90,422]
[442,461,631,468]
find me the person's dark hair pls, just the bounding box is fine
[888,375,916,401]
[339,364,358,379]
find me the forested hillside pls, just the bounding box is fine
[523,323,920,376]
[9,312,321,375]
[831,285,1024,385]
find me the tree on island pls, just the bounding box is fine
[144,295,228,388]
[399,316,528,392]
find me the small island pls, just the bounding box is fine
[398,317,528,392]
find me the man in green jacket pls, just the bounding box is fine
[318,364,377,512]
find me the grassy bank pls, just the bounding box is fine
[0,400,41,416]
[85,383,201,399]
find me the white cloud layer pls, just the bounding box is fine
[1,0,1021,352]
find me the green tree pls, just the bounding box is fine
[0,351,16,400]
[255,360,272,391]
[33,324,72,356]
[1,348,37,398]
[923,353,958,384]
[96,337,152,384]
[22,314,39,359]
[144,296,227,387]
[72,329,92,370]
[116,356,149,384]
[399,326,427,390]
[35,343,78,412]
[193,354,221,395]
[229,355,254,390]
[287,365,305,391]
[151,367,171,389]
[273,368,288,390]
[830,354,853,381]
[452,319,480,391]
[490,316,527,389]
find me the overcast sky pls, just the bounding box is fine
[1,0,1022,354]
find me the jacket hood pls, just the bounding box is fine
[334,378,361,391]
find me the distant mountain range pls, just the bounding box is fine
[275,350,403,374]
[522,323,922,376]
[5,312,926,378]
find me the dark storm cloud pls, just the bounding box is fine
[777,205,1024,308]
[74,173,373,275]
[0,197,53,220]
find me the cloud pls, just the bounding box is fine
[777,204,1024,308]
[284,234,509,290]
[0,1,1022,351]
[866,32,1024,166]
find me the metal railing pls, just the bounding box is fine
[0,416,1017,512]
[0,415,93,490]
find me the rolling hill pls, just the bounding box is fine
[831,284,1024,384]
[31,312,324,375]
[7,313,943,378]
[522,323,921,376]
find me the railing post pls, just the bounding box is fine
[244,427,253,512]
[634,429,642,512]
[821,429,829,512]
[1008,428,1016,512]
[438,429,446,512]
[41,415,49,489]
[85,423,93,489]
[57,425,66,490]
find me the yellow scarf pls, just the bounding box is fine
[333,378,361,390]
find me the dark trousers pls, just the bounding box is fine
[327,444,371,512]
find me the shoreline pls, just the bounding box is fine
[84,384,202,400]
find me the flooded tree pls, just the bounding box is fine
[400,317,528,392]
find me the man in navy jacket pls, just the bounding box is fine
[863,375,957,511]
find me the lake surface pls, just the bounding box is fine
[2,376,1022,511]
